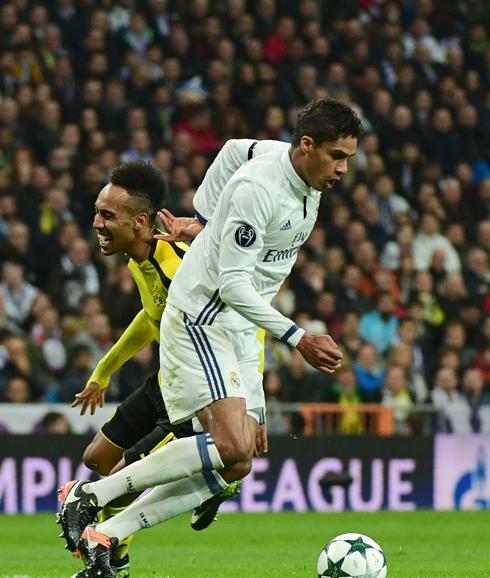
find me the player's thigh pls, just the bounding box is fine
[100,372,160,455]
[159,304,247,425]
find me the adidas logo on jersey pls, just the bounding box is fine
[280,219,292,231]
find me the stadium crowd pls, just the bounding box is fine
[0,0,489,436]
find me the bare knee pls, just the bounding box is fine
[83,445,110,476]
[222,460,252,483]
[215,437,251,466]
[83,434,123,476]
[199,398,257,467]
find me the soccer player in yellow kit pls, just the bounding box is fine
[63,161,236,578]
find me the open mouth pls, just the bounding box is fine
[97,233,112,249]
[325,179,339,190]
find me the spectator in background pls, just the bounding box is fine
[323,246,345,291]
[120,128,154,164]
[29,304,66,390]
[354,240,381,300]
[0,221,41,285]
[49,237,100,314]
[440,177,473,230]
[38,410,72,433]
[396,317,428,398]
[463,248,490,305]
[60,344,93,404]
[380,222,415,272]
[0,262,39,331]
[360,198,390,253]
[262,370,289,434]
[473,345,490,387]
[173,104,221,155]
[337,264,368,314]
[315,291,343,341]
[389,141,423,202]
[360,291,399,355]
[427,107,461,176]
[100,262,141,336]
[442,321,476,373]
[0,332,48,398]
[0,0,487,432]
[382,365,413,435]
[278,349,316,403]
[118,343,157,401]
[371,174,410,236]
[0,289,20,334]
[329,365,364,434]
[388,342,428,403]
[0,195,20,241]
[476,220,490,260]
[437,272,468,322]
[353,343,385,403]
[411,271,445,330]
[72,312,113,371]
[1,375,34,403]
[413,212,461,273]
[462,368,490,433]
[432,367,471,434]
[338,310,364,363]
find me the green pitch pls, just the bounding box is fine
[0,511,489,577]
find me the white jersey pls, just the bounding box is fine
[167,145,322,347]
[193,139,289,223]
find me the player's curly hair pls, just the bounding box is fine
[110,161,166,225]
[291,97,363,147]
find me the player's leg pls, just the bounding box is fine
[106,382,196,563]
[75,402,255,576]
[58,306,252,546]
[85,372,162,483]
[59,375,160,554]
[190,326,266,529]
[77,470,227,577]
[99,424,180,578]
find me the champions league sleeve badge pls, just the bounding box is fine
[234,224,257,248]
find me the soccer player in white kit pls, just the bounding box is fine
[158,137,291,432]
[58,98,362,576]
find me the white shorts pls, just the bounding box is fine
[160,304,265,426]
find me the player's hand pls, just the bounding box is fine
[254,423,268,456]
[296,333,343,374]
[71,382,106,416]
[153,209,204,242]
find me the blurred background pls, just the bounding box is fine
[0,0,489,515]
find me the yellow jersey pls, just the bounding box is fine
[89,240,188,389]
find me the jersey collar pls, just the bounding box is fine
[280,147,316,196]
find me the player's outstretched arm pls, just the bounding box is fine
[296,333,343,374]
[72,309,154,415]
[154,209,204,242]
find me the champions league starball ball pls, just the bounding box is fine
[317,533,387,578]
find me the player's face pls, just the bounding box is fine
[93,184,141,255]
[302,135,357,192]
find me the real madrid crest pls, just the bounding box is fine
[230,371,241,388]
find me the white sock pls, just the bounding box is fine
[84,434,224,507]
[94,471,227,542]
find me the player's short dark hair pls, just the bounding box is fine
[110,161,166,224]
[291,97,363,147]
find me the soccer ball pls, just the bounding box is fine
[317,533,387,578]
